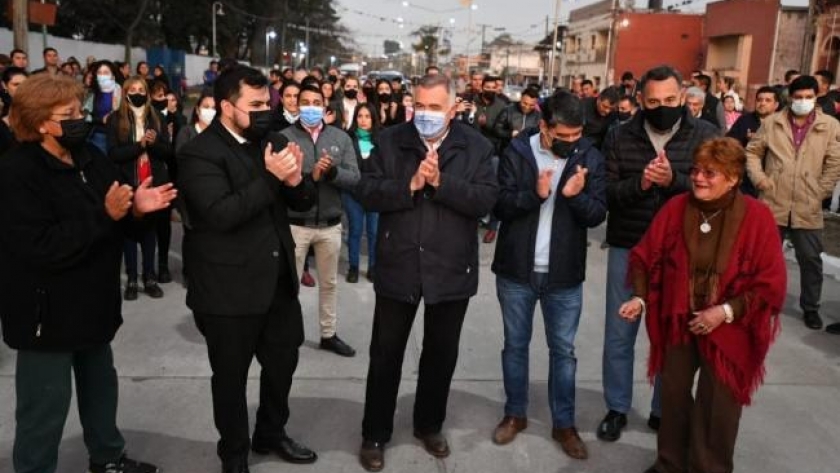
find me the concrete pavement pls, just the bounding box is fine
[1,222,839,473]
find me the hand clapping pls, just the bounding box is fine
[418,148,441,187]
[561,165,588,198]
[265,142,304,187]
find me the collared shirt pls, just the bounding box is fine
[342,98,357,129]
[283,109,299,125]
[789,110,816,151]
[221,122,248,144]
[304,122,324,143]
[423,127,451,152]
[530,133,566,273]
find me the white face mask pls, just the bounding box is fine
[97,74,116,93]
[790,98,816,116]
[198,107,216,125]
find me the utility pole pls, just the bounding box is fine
[547,0,561,89]
[13,0,28,51]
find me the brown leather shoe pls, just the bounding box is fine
[413,431,450,458]
[552,427,588,460]
[359,440,384,472]
[492,416,527,445]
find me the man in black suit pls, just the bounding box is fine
[177,66,317,473]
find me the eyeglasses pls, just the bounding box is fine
[689,166,722,180]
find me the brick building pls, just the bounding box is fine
[704,0,809,106]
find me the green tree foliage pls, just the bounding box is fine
[412,26,450,68]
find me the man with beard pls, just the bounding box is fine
[177,66,318,473]
[597,65,719,444]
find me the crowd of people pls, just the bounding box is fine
[0,44,839,473]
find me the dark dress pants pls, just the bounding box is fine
[362,294,469,443]
[194,280,304,465]
[655,340,743,473]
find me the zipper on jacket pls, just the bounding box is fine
[311,139,321,225]
[79,169,87,184]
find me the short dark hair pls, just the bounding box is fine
[581,79,594,88]
[541,91,584,127]
[598,86,621,104]
[639,65,683,95]
[482,75,499,86]
[269,69,281,78]
[788,75,819,96]
[10,48,26,59]
[42,47,57,56]
[424,65,440,74]
[695,74,712,90]
[300,75,321,89]
[784,69,800,83]
[521,88,539,100]
[619,94,638,108]
[214,66,269,113]
[298,84,324,103]
[620,71,634,82]
[279,80,301,97]
[814,69,835,85]
[2,66,28,85]
[755,86,780,103]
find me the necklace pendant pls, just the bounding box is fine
[700,222,712,234]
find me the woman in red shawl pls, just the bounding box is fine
[619,137,787,473]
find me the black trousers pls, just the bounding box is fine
[156,208,172,272]
[362,295,469,443]
[194,282,304,464]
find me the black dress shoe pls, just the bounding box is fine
[366,266,375,282]
[804,310,823,330]
[346,267,359,283]
[251,436,317,464]
[158,267,172,284]
[647,414,661,431]
[643,466,660,473]
[359,440,385,472]
[826,322,840,335]
[596,410,627,442]
[413,431,450,458]
[320,334,356,357]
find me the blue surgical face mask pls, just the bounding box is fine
[299,105,324,127]
[97,75,116,92]
[414,110,448,139]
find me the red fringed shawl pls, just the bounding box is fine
[629,193,787,405]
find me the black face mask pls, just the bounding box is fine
[378,93,391,103]
[328,75,338,84]
[551,138,578,159]
[344,89,358,100]
[56,118,91,150]
[644,105,682,131]
[482,91,496,102]
[243,109,273,142]
[151,98,168,111]
[127,93,147,108]
[618,111,632,122]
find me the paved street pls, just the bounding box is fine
[1,222,839,473]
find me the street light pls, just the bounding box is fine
[211,1,224,58]
[265,28,277,67]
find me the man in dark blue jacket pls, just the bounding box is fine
[490,92,606,460]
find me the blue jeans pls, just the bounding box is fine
[602,247,662,416]
[342,192,378,270]
[497,273,582,429]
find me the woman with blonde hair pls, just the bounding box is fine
[107,76,172,300]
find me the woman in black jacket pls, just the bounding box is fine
[107,76,172,300]
[371,79,406,128]
[0,73,175,473]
